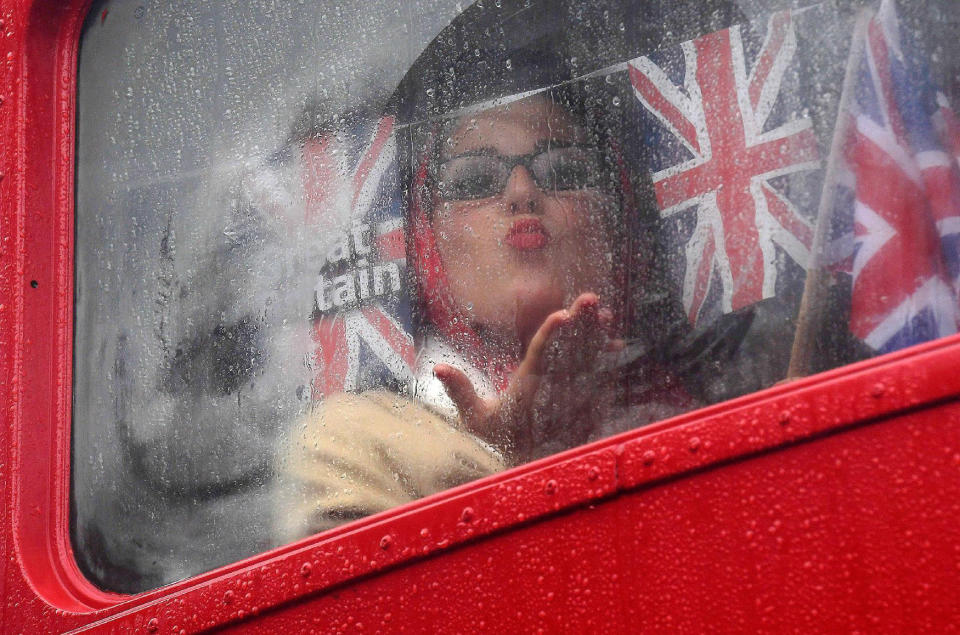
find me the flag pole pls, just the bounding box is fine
[786,9,872,379]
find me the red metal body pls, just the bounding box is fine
[2,0,960,632]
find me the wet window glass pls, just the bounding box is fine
[74,0,960,592]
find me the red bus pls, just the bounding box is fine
[4,0,960,631]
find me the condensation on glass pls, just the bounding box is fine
[73,0,960,592]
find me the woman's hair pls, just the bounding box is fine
[388,0,747,357]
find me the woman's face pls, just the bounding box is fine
[432,96,617,346]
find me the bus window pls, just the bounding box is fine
[73,0,960,592]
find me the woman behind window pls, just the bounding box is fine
[273,50,694,540]
[273,0,760,541]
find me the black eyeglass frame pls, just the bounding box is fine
[432,144,607,201]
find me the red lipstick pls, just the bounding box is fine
[505,218,550,250]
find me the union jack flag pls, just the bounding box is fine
[300,116,416,397]
[629,10,821,326]
[833,0,960,353]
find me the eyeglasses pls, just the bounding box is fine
[434,145,605,201]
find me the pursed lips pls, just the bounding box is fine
[504,217,550,250]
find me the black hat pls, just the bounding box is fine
[390,0,743,124]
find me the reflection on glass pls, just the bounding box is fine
[73,0,960,592]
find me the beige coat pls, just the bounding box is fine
[275,390,505,543]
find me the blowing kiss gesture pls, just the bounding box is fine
[434,293,623,463]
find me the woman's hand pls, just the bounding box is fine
[433,292,623,463]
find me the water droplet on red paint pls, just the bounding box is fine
[544,479,557,495]
[146,617,159,632]
[778,411,791,426]
[587,466,600,481]
[300,562,312,578]
[871,383,886,398]
[379,534,393,550]
[688,437,701,452]
[461,506,475,523]
[223,590,235,604]
[642,450,656,466]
